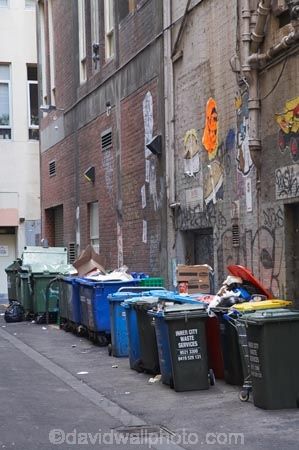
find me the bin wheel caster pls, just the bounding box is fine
[97,335,108,346]
[108,343,112,356]
[239,390,250,402]
[209,369,215,386]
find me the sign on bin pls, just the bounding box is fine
[176,328,202,362]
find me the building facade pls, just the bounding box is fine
[166,0,299,303]
[38,0,299,303]
[38,0,167,275]
[0,0,40,299]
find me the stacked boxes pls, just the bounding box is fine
[176,265,213,294]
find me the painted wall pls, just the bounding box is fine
[0,0,41,257]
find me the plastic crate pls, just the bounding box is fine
[140,277,164,287]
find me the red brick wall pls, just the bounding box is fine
[121,79,162,275]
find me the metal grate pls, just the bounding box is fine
[101,128,112,151]
[68,242,76,264]
[232,224,240,247]
[49,160,56,176]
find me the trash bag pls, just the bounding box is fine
[4,301,25,323]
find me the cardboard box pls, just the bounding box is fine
[176,264,213,294]
[73,245,106,277]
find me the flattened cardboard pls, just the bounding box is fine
[73,245,106,276]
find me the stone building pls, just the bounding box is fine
[0,0,40,299]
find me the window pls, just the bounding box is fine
[104,0,114,60]
[27,65,39,140]
[0,64,11,140]
[91,0,100,70]
[25,0,35,9]
[89,202,99,253]
[0,0,8,8]
[78,0,87,83]
[119,0,136,21]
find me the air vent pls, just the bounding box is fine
[68,242,76,264]
[101,128,112,151]
[49,160,56,176]
[232,224,240,247]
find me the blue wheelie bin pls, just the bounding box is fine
[150,303,211,391]
[108,288,166,357]
[76,278,139,345]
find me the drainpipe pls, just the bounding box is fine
[248,28,299,64]
[251,0,272,54]
[163,0,176,288]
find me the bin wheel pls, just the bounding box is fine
[209,369,215,386]
[239,390,250,402]
[108,343,112,356]
[97,334,108,346]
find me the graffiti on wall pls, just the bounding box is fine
[235,92,253,176]
[275,96,299,162]
[202,98,218,159]
[275,164,299,199]
[142,91,163,211]
[204,160,224,205]
[178,201,227,232]
[183,129,200,176]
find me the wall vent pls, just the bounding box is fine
[49,160,56,176]
[101,128,112,151]
[232,224,240,247]
[68,242,76,264]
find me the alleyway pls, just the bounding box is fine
[0,307,299,450]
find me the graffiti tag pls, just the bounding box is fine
[275,164,299,199]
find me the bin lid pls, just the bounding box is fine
[227,265,271,298]
[152,290,199,304]
[240,308,299,325]
[157,303,208,320]
[28,263,75,275]
[232,299,293,312]
[22,246,68,266]
[5,259,22,272]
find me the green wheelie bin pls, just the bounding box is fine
[18,269,33,317]
[30,264,60,323]
[5,260,22,302]
[241,308,299,409]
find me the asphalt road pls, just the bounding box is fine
[0,312,299,450]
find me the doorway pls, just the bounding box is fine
[285,203,299,308]
[0,229,16,300]
[194,228,214,268]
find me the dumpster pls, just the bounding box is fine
[5,260,22,302]
[240,308,299,409]
[76,279,139,345]
[58,276,81,330]
[108,287,166,357]
[22,246,68,266]
[150,303,212,391]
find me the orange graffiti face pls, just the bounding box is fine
[202,98,219,156]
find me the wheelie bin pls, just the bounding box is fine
[30,264,61,323]
[240,308,299,409]
[58,276,80,330]
[18,270,33,317]
[5,260,22,302]
[150,303,211,391]
[108,288,166,357]
[76,278,139,345]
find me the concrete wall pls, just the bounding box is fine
[170,0,299,297]
[0,0,40,256]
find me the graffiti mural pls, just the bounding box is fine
[275,164,299,199]
[183,129,200,176]
[202,98,219,159]
[275,96,299,161]
[204,160,224,205]
[235,91,253,176]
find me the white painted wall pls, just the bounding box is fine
[0,0,40,296]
